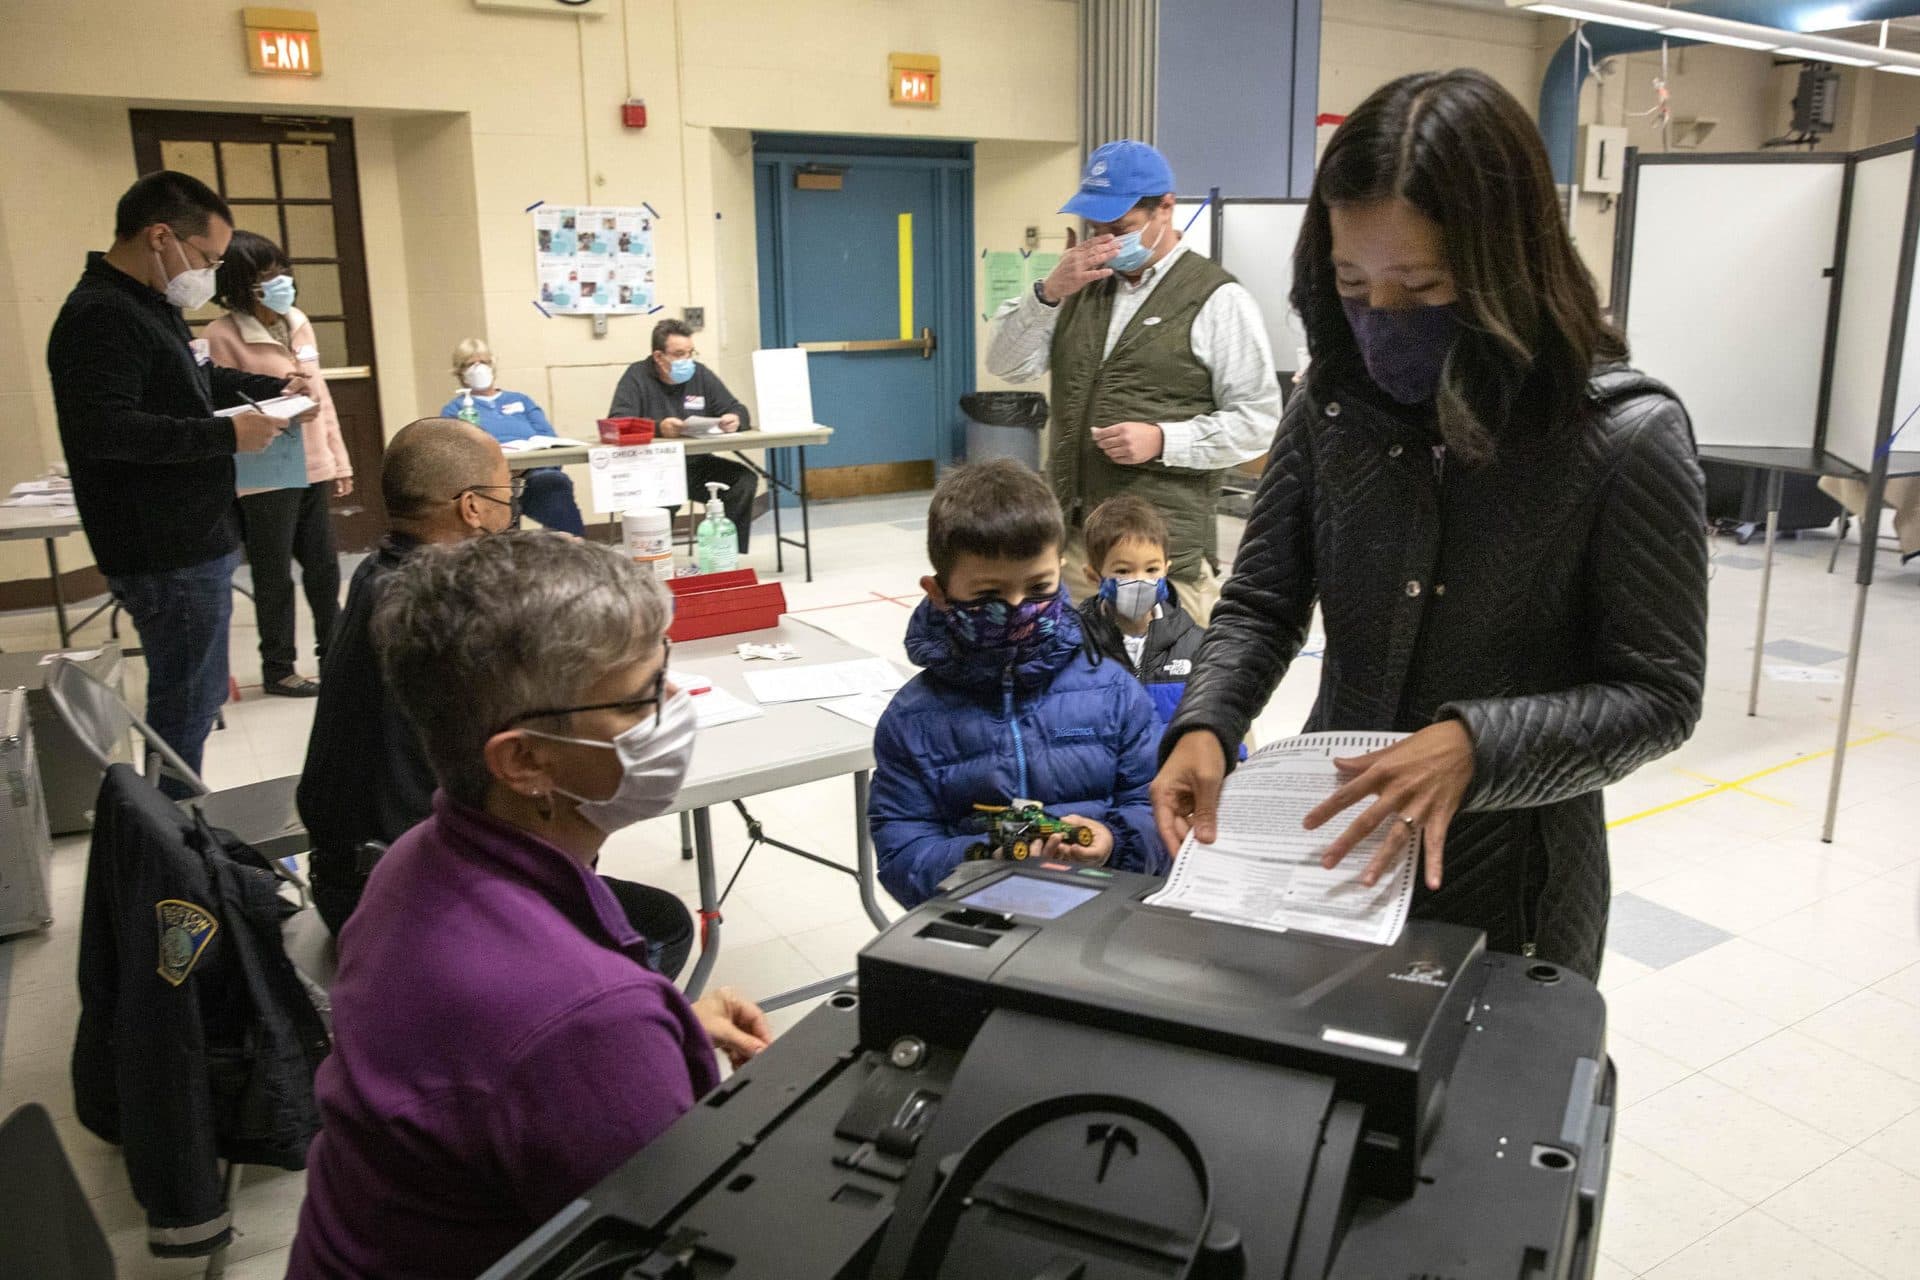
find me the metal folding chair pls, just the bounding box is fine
[43,656,308,864]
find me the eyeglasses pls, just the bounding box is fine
[175,234,224,273]
[501,639,672,734]
[458,479,525,529]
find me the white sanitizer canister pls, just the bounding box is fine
[622,507,675,582]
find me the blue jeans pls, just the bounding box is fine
[107,551,239,793]
[521,467,585,536]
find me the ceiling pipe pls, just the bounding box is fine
[1539,0,1920,181]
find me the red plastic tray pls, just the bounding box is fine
[597,416,656,445]
[665,569,787,642]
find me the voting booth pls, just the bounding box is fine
[486,865,1613,1280]
[1178,191,1310,381]
[1611,134,1920,839]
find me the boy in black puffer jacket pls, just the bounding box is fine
[1076,495,1206,740]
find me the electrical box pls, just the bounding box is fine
[1793,63,1841,136]
[1581,125,1629,195]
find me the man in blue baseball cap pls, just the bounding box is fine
[986,140,1279,624]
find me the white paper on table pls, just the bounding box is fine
[10,478,71,495]
[691,687,763,730]
[499,436,579,453]
[38,649,102,665]
[744,658,905,705]
[683,416,728,437]
[751,348,815,433]
[668,669,714,695]
[818,690,895,729]
[1143,731,1418,946]
[1,494,78,509]
[587,441,689,514]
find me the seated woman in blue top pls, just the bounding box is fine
[440,338,585,535]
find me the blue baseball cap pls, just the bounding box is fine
[1061,140,1176,223]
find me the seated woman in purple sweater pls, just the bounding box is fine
[288,532,771,1280]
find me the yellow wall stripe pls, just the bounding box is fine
[897,212,914,341]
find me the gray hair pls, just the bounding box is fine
[371,531,671,807]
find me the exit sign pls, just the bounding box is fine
[243,8,322,76]
[889,53,940,107]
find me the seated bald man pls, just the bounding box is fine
[295,420,695,978]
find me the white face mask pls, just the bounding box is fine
[462,362,494,391]
[525,688,695,834]
[1105,577,1163,623]
[158,236,217,311]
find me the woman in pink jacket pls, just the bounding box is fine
[206,231,353,697]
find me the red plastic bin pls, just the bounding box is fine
[597,416,656,446]
[665,569,787,642]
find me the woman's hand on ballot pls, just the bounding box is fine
[1151,731,1230,857]
[1304,721,1475,893]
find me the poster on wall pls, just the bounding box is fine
[533,204,656,314]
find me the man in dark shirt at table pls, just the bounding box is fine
[296,418,694,977]
[608,318,756,550]
[47,171,300,788]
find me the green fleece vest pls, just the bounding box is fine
[1047,250,1236,580]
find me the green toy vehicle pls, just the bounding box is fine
[962,800,1095,862]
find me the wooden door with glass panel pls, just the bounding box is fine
[129,110,384,551]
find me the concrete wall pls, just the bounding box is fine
[0,0,1081,580]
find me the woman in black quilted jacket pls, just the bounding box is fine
[1150,69,1708,978]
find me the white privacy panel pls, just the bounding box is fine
[1175,199,1213,261]
[1827,147,1915,472]
[1623,162,1844,451]
[1827,146,1920,475]
[1220,201,1310,375]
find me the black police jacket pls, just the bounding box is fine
[72,766,329,1257]
[1165,366,1708,978]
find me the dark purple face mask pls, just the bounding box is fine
[1340,297,1461,405]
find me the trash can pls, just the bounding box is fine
[961,392,1047,470]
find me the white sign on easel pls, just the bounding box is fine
[588,442,689,513]
[752,347,816,433]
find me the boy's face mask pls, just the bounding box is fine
[1098,575,1168,623]
[939,585,1068,659]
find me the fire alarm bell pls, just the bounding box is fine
[622,99,647,129]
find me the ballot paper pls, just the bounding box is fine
[818,690,896,729]
[743,658,905,705]
[683,416,728,437]
[1144,731,1418,946]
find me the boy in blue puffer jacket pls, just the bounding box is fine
[870,460,1168,908]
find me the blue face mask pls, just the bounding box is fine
[1106,219,1164,275]
[668,356,696,385]
[255,274,297,316]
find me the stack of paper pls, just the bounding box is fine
[1144,732,1418,946]
[499,436,583,453]
[4,476,76,512]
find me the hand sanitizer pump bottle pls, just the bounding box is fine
[695,482,738,573]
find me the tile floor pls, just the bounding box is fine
[1,502,1918,1278]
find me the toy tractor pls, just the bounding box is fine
[962,800,1095,862]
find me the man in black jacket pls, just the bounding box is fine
[607,318,756,550]
[296,419,695,978]
[297,418,515,932]
[47,171,302,789]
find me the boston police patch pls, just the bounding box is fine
[155,899,218,987]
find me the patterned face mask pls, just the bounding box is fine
[939,585,1068,661]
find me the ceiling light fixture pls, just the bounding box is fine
[1508,0,1920,75]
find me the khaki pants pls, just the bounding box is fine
[1064,531,1221,624]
